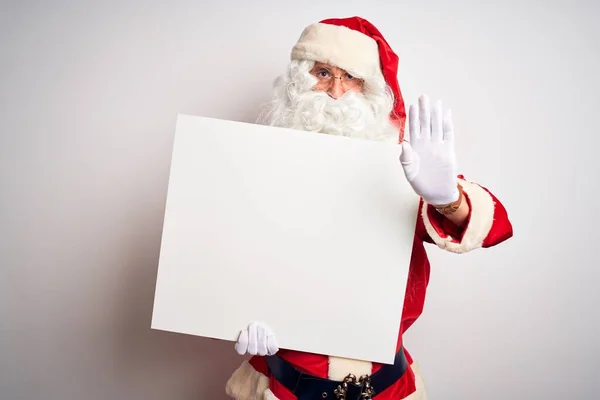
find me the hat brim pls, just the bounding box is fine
[290,23,384,81]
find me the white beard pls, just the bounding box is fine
[258,60,399,142]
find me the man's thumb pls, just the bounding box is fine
[400,141,420,182]
[400,141,413,164]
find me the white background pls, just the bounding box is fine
[1,1,598,399]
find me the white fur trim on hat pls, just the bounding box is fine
[291,22,384,81]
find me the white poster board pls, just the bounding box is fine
[151,114,419,364]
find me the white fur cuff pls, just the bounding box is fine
[225,360,270,400]
[422,179,495,254]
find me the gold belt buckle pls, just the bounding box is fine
[333,373,376,400]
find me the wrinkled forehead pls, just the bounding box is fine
[311,61,354,74]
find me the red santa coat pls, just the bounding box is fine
[225,176,513,400]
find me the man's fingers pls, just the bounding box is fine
[267,333,279,356]
[419,94,431,139]
[408,104,419,144]
[234,329,249,355]
[431,100,443,142]
[256,325,267,356]
[236,321,278,356]
[443,109,454,142]
[248,322,258,355]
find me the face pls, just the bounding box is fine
[259,59,396,141]
[309,62,365,99]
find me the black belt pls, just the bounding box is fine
[265,348,408,400]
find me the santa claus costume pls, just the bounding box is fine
[224,16,513,400]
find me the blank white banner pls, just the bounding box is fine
[151,114,419,364]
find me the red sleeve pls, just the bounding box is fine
[415,175,513,253]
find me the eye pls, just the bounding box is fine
[345,73,356,80]
[317,69,330,78]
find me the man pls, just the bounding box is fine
[224,16,513,400]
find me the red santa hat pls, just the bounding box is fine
[290,16,407,141]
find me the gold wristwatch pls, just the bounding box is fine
[433,183,464,215]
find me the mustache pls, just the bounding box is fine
[264,89,383,134]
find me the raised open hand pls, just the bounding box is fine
[400,95,460,206]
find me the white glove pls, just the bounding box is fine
[400,95,459,205]
[234,321,279,356]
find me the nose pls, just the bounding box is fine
[328,78,345,99]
